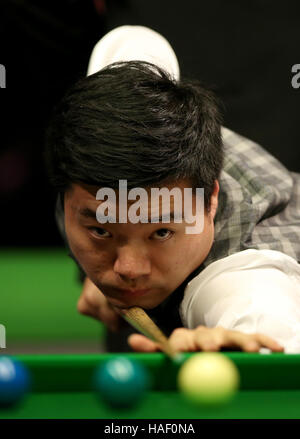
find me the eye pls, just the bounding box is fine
[89,227,111,238]
[152,228,174,241]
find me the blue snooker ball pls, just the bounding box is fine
[93,357,150,408]
[0,356,31,407]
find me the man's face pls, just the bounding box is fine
[64,179,219,309]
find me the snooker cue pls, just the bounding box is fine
[116,306,181,361]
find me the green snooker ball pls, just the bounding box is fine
[93,357,150,408]
[177,353,240,406]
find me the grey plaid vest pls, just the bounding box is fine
[203,127,300,266]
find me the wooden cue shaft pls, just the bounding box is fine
[115,306,178,359]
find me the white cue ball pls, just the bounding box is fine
[177,353,240,406]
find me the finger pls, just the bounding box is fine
[199,341,220,351]
[170,327,221,352]
[127,334,160,352]
[77,295,119,331]
[218,331,269,352]
[193,326,223,351]
[219,330,261,352]
[78,279,122,331]
[168,328,199,352]
[99,305,122,332]
[82,277,105,299]
[239,339,261,352]
[194,327,259,352]
[221,330,283,352]
[255,333,284,352]
[78,278,104,313]
[77,294,98,317]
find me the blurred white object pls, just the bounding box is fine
[87,25,180,81]
[180,248,300,353]
[259,348,271,354]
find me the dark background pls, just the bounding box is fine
[1,0,299,247]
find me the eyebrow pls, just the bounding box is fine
[78,207,178,223]
[79,208,98,219]
[150,211,177,223]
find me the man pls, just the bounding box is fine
[46,26,300,353]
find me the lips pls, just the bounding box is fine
[103,287,152,308]
[118,289,150,297]
[101,285,153,303]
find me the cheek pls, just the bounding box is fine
[65,218,89,258]
[173,230,214,272]
[155,240,192,277]
[72,239,112,282]
[64,216,109,272]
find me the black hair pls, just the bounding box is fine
[45,61,223,208]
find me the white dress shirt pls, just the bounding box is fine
[180,249,300,353]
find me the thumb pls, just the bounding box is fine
[128,333,160,352]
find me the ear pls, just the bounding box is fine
[209,180,219,220]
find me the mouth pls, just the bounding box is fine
[98,282,158,308]
[116,288,151,297]
[102,287,152,307]
[102,284,166,310]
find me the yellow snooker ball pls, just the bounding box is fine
[177,353,240,406]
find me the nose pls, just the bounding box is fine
[113,245,151,281]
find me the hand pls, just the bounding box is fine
[77,277,123,332]
[128,325,284,353]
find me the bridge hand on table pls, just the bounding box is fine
[128,326,284,353]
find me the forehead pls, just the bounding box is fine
[66,180,195,203]
[65,181,205,233]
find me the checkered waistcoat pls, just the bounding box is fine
[203,127,300,266]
